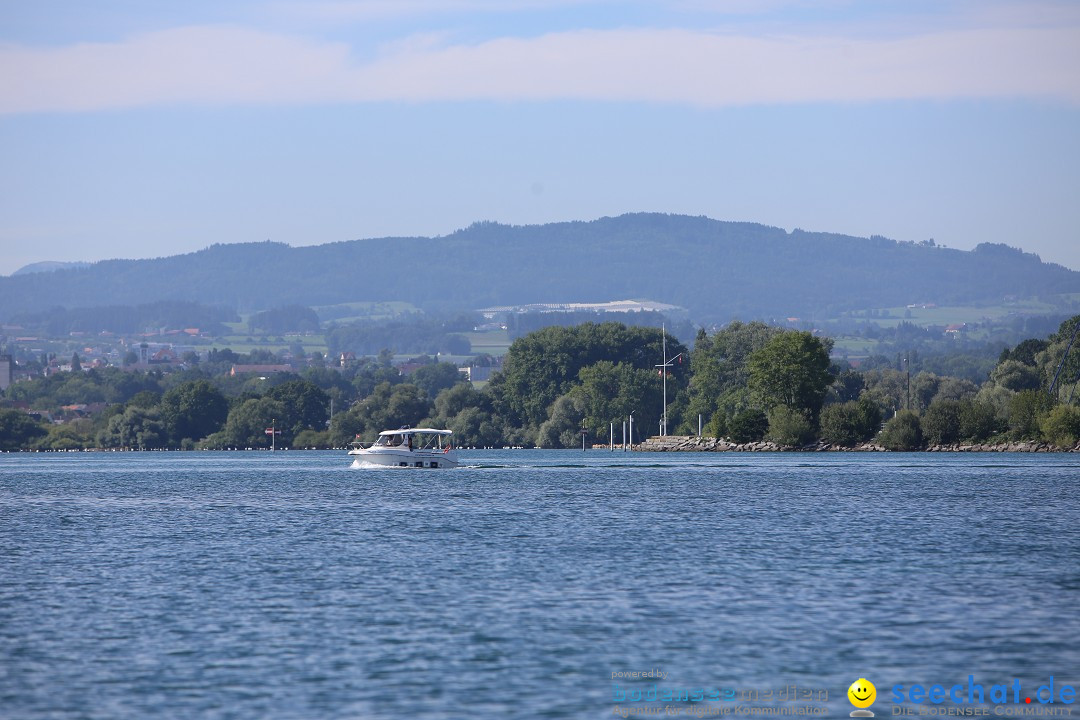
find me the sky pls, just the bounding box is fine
[1,0,1079,276]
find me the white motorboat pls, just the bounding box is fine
[348,428,459,468]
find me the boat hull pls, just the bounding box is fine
[348,447,459,469]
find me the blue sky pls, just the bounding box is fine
[2,0,1079,277]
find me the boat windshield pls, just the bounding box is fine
[372,432,448,450]
[415,434,446,450]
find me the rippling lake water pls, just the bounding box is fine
[2,450,1078,719]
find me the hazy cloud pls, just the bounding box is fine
[2,20,1078,113]
[270,0,603,23]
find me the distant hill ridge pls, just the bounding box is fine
[1,213,1077,322]
[12,261,92,276]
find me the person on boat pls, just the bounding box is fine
[407,435,413,451]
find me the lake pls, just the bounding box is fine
[1,450,1078,719]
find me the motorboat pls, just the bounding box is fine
[348,428,459,468]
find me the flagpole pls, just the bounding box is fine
[653,324,684,437]
[266,422,282,450]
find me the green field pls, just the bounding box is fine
[829,337,883,356]
[839,297,1069,329]
[311,300,421,324]
[464,330,512,356]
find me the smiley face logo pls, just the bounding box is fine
[848,679,876,716]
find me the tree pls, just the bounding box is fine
[410,362,465,398]
[686,321,785,430]
[384,383,433,430]
[878,411,923,451]
[819,398,881,447]
[1044,315,1080,402]
[931,376,978,405]
[328,407,366,448]
[1040,405,1080,448]
[922,399,962,446]
[303,366,358,398]
[537,393,588,448]
[423,384,503,447]
[861,368,909,416]
[910,372,941,414]
[747,331,833,419]
[98,406,167,449]
[160,380,228,445]
[727,408,768,443]
[703,409,728,439]
[127,390,161,409]
[829,369,865,404]
[493,323,686,430]
[266,379,330,438]
[1008,389,1053,440]
[70,353,82,372]
[574,361,662,441]
[990,360,1042,392]
[336,382,434,443]
[434,383,490,419]
[0,408,47,450]
[447,407,502,448]
[248,305,320,334]
[1001,338,1047,366]
[217,397,287,448]
[38,421,95,450]
[765,406,815,447]
[292,429,331,449]
[958,399,1002,442]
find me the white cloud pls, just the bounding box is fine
[270,0,601,23]
[1,20,1078,113]
[0,27,351,112]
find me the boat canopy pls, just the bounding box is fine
[377,428,452,437]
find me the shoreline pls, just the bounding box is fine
[634,435,1080,453]
[4,441,1080,453]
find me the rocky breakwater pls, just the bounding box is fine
[636,435,801,452]
[924,441,1076,452]
[635,435,1080,453]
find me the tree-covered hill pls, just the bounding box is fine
[2,213,1077,322]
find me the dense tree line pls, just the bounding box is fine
[3,317,1080,452]
[325,314,476,357]
[506,310,695,342]
[8,301,237,336]
[247,305,321,334]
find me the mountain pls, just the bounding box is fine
[11,261,92,276]
[1,214,1077,322]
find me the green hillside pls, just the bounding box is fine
[2,214,1078,323]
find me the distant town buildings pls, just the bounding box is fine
[0,354,12,391]
[229,364,293,376]
[478,298,686,320]
[463,365,497,382]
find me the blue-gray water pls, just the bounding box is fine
[1,451,1078,719]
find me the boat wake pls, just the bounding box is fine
[349,459,399,469]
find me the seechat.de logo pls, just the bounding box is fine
[849,678,877,717]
